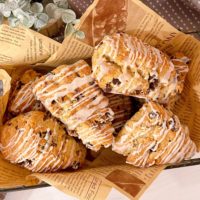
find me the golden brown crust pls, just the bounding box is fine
[33,60,115,151]
[8,70,44,115]
[112,102,196,167]
[0,111,86,172]
[92,33,185,105]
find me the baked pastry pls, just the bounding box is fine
[92,33,188,104]
[166,53,189,110]
[0,111,86,172]
[105,93,133,132]
[8,69,44,115]
[33,60,115,152]
[112,102,196,167]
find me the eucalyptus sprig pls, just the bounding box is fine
[45,0,85,39]
[0,0,49,29]
[0,0,85,40]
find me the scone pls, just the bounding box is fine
[166,53,189,110]
[8,69,44,115]
[0,111,86,172]
[105,93,133,132]
[112,102,196,167]
[92,33,188,104]
[33,60,115,152]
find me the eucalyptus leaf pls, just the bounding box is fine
[45,3,57,18]
[8,16,20,27]
[34,13,49,30]
[12,8,26,18]
[2,10,11,17]
[75,31,85,39]
[31,2,43,13]
[72,19,80,25]
[52,7,65,19]
[64,22,75,37]
[53,0,68,9]
[21,15,35,28]
[61,9,76,24]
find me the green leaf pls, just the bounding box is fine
[8,16,20,27]
[45,3,57,18]
[72,19,80,25]
[21,15,35,28]
[61,9,76,24]
[31,2,43,13]
[2,10,11,17]
[75,31,85,39]
[52,8,66,20]
[64,23,75,37]
[53,0,68,9]
[34,13,49,30]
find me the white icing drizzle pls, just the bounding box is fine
[92,33,179,103]
[0,112,86,172]
[33,60,114,151]
[112,102,196,167]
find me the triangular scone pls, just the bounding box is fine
[33,60,115,151]
[8,69,44,115]
[112,102,196,167]
[92,33,188,105]
[0,111,86,172]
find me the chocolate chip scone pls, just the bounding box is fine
[105,93,133,132]
[112,102,196,167]
[0,111,86,172]
[92,33,188,105]
[33,60,115,152]
[8,69,44,115]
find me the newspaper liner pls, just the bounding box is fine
[0,0,199,199]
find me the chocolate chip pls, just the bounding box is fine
[149,111,159,119]
[75,88,80,93]
[92,96,97,100]
[112,78,121,85]
[0,80,3,96]
[89,81,95,85]
[105,112,111,118]
[149,144,157,152]
[148,75,158,91]
[75,93,84,101]
[113,131,118,137]
[72,161,80,169]
[167,117,177,131]
[51,100,56,105]
[105,83,112,92]
[51,141,57,147]
[135,90,142,95]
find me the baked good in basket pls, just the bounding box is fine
[112,102,196,167]
[33,60,115,152]
[0,111,86,172]
[92,33,188,105]
[8,69,44,115]
[105,93,133,132]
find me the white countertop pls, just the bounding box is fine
[5,164,200,200]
